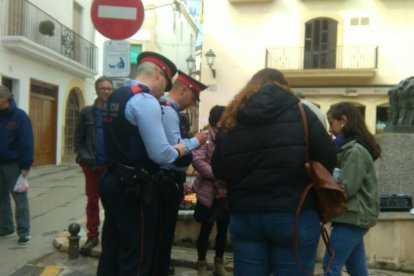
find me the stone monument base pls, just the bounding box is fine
[384,125,414,133]
[375,133,414,199]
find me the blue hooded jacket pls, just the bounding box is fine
[0,99,34,170]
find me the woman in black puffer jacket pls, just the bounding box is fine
[211,68,337,276]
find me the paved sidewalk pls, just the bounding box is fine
[53,223,414,276]
[29,163,79,179]
[30,164,412,275]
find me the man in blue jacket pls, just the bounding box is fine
[151,70,208,276]
[0,85,34,246]
[97,52,186,276]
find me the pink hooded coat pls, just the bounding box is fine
[192,127,224,208]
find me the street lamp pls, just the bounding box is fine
[186,55,201,78]
[186,55,196,74]
[205,49,216,78]
[184,55,201,130]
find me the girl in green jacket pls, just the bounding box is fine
[324,102,381,276]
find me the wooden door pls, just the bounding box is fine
[304,18,337,69]
[30,92,57,165]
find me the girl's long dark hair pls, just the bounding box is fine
[328,102,382,160]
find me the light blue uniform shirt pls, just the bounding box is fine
[161,96,200,171]
[124,80,179,165]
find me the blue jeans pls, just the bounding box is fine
[323,223,369,276]
[0,162,30,238]
[230,210,320,276]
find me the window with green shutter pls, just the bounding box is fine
[130,44,142,64]
[129,44,142,78]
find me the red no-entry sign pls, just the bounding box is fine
[91,0,144,40]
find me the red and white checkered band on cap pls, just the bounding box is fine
[140,56,173,79]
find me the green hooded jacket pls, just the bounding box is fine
[333,140,380,228]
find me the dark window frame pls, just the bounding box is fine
[304,18,338,69]
[64,89,80,161]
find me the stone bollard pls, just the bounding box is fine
[67,223,81,260]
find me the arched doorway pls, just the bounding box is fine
[63,89,81,162]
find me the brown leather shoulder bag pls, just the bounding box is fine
[295,102,348,274]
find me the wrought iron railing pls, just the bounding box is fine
[266,45,378,71]
[6,0,97,71]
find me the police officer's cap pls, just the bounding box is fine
[175,70,208,101]
[137,51,177,91]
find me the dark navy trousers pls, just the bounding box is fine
[97,171,158,276]
[150,170,185,276]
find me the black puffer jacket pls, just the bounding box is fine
[211,84,337,213]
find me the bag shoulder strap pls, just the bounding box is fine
[298,102,310,161]
[295,102,313,219]
[296,102,335,275]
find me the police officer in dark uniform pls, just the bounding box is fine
[97,52,186,276]
[151,71,208,276]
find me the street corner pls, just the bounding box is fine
[10,251,99,276]
[53,217,101,258]
[53,230,102,257]
[53,218,85,252]
[53,229,70,252]
[11,250,198,276]
[170,246,234,274]
[10,265,62,276]
[224,257,234,273]
[29,163,81,180]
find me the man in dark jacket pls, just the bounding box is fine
[0,85,34,246]
[75,76,113,254]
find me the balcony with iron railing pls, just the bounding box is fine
[266,45,378,79]
[1,0,97,77]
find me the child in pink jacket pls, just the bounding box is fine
[192,105,229,275]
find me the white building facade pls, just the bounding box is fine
[199,0,414,133]
[0,0,97,165]
[96,1,199,81]
[95,0,200,128]
[1,0,200,166]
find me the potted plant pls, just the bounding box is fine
[38,20,55,36]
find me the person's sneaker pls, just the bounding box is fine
[168,266,175,275]
[18,236,31,246]
[80,236,99,255]
[0,231,16,239]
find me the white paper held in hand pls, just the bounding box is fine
[13,174,30,193]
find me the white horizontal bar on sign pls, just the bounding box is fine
[98,5,137,20]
